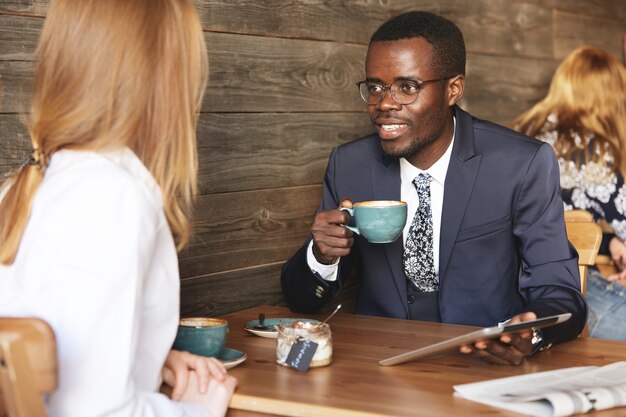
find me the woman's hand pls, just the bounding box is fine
[608,237,626,281]
[162,349,227,401]
[180,370,238,417]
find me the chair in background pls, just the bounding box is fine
[0,318,57,417]
[564,209,594,223]
[564,214,603,295]
[564,210,617,278]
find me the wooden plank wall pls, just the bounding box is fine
[1,0,625,317]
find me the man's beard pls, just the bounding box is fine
[381,132,441,160]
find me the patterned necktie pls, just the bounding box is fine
[403,173,438,292]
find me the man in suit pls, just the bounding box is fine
[281,11,586,365]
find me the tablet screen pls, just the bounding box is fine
[378,313,571,366]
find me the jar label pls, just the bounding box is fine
[286,338,318,372]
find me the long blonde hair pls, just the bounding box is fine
[0,0,208,264]
[512,47,626,173]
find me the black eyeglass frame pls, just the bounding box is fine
[355,76,454,105]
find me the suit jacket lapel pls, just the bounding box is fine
[372,154,409,317]
[439,107,481,281]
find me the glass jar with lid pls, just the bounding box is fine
[276,321,332,368]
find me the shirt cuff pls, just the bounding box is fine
[306,240,340,282]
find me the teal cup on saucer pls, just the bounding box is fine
[340,200,407,243]
[173,317,228,357]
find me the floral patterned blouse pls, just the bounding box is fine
[535,115,626,245]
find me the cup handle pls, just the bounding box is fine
[339,207,360,235]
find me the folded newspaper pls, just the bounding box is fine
[454,362,626,417]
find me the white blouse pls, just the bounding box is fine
[0,148,208,417]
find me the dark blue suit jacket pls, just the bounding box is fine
[281,106,587,345]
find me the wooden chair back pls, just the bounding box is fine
[564,220,602,295]
[564,209,618,278]
[0,318,57,417]
[564,209,594,223]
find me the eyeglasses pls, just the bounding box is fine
[356,77,452,105]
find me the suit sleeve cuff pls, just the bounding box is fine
[306,240,340,282]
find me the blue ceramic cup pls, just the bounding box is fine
[173,317,228,357]
[340,200,407,243]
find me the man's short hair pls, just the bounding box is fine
[370,11,466,77]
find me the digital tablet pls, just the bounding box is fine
[378,313,571,366]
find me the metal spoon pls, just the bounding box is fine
[319,304,342,325]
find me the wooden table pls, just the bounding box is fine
[222,306,626,417]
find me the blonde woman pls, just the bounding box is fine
[512,46,626,341]
[0,0,237,415]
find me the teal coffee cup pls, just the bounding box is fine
[172,317,228,357]
[340,200,407,243]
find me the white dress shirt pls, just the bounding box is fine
[0,148,208,417]
[308,120,456,282]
